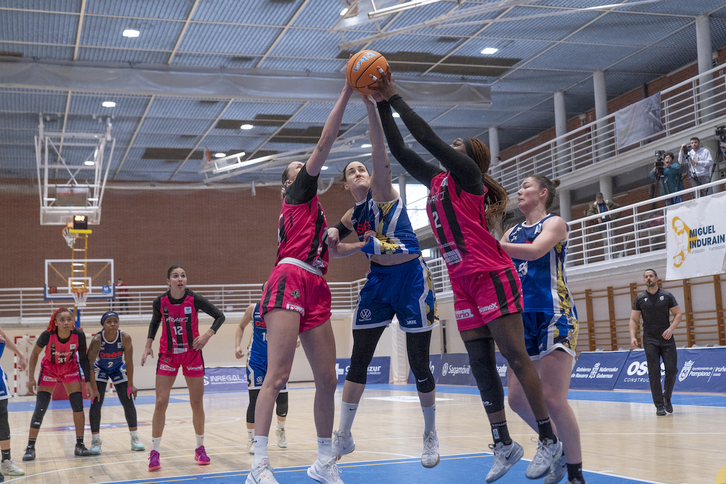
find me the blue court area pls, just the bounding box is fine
[104,453,663,484]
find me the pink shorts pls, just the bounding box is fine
[262,263,332,333]
[451,266,523,332]
[156,350,205,378]
[38,359,81,386]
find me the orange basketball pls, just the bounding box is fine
[346,50,389,95]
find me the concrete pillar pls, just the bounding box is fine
[489,126,501,183]
[696,15,713,75]
[554,91,567,137]
[553,91,569,176]
[593,71,607,119]
[599,175,613,202]
[398,172,407,206]
[559,188,571,222]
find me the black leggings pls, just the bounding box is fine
[247,388,288,424]
[346,325,435,393]
[90,380,138,433]
[0,399,9,441]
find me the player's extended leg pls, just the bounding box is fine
[23,387,53,461]
[406,330,439,468]
[89,380,107,454]
[0,399,25,475]
[64,380,90,457]
[185,375,210,465]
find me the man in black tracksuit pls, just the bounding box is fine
[629,269,682,416]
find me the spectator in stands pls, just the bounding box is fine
[116,278,129,315]
[649,152,684,205]
[679,137,713,196]
[585,193,620,226]
[628,269,681,417]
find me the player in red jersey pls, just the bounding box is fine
[246,81,354,484]
[372,70,562,483]
[22,308,99,461]
[141,265,225,472]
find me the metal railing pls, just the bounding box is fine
[494,64,726,194]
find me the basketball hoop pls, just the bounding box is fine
[71,288,89,308]
[62,225,76,248]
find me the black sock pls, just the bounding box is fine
[567,462,584,481]
[27,438,36,449]
[490,421,512,445]
[76,437,84,445]
[1,448,10,461]
[536,418,557,442]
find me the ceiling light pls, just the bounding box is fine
[392,113,400,118]
[340,7,349,15]
[84,160,95,166]
[361,144,372,148]
[214,152,226,158]
[88,197,98,201]
[481,47,498,55]
[123,29,140,38]
[368,0,443,19]
[321,166,329,170]
[102,101,116,108]
[240,124,253,130]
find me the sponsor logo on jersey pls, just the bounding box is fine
[70,344,76,350]
[443,249,462,265]
[359,309,372,321]
[185,306,192,314]
[167,316,188,323]
[187,365,203,371]
[117,342,122,348]
[99,350,123,359]
[285,303,304,315]
[517,261,528,278]
[159,363,176,372]
[479,302,499,313]
[455,309,474,320]
[291,289,300,299]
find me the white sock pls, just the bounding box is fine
[130,430,139,439]
[339,402,359,435]
[247,429,254,441]
[152,437,162,452]
[277,420,285,430]
[317,437,332,463]
[195,434,204,448]
[253,436,269,466]
[92,433,100,442]
[422,404,436,434]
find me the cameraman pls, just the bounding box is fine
[649,152,684,205]
[679,137,713,196]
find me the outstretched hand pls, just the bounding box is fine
[369,66,397,101]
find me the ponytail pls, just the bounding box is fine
[527,174,561,210]
[468,138,508,232]
[47,307,71,332]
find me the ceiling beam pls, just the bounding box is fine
[167,0,202,65]
[72,0,87,61]
[256,0,311,69]
[113,95,155,179]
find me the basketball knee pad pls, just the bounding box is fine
[246,389,259,424]
[464,338,505,414]
[0,399,9,441]
[407,331,435,394]
[346,327,386,385]
[31,391,52,429]
[275,391,289,418]
[69,391,84,412]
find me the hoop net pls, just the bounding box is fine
[62,226,76,248]
[72,288,89,308]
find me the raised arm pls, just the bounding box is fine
[305,82,355,177]
[499,217,568,261]
[362,95,397,201]
[329,208,368,258]
[235,304,255,359]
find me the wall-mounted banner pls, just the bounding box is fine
[614,92,663,149]
[204,366,248,392]
[666,192,726,280]
[336,356,390,385]
[407,354,442,385]
[569,351,629,390]
[407,353,508,387]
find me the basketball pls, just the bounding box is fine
[346,50,389,95]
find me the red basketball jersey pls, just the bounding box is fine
[43,331,81,370]
[159,293,199,355]
[276,194,329,274]
[427,172,514,278]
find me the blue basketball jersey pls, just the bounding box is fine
[350,189,420,257]
[0,340,8,400]
[246,303,268,370]
[508,214,576,316]
[94,330,125,374]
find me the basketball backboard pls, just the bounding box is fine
[44,258,115,301]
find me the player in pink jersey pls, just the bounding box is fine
[141,265,225,472]
[23,308,99,462]
[371,70,562,483]
[246,82,354,484]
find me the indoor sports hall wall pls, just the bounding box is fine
[0,181,370,289]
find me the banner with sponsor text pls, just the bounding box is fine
[336,356,390,385]
[203,366,248,392]
[666,192,726,280]
[569,350,629,390]
[407,353,508,387]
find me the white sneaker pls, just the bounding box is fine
[421,430,440,468]
[307,457,344,484]
[246,458,279,484]
[526,438,563,480]
[247,437,255,454]
[486,441,524,483]
[131,435,146,451]
[90,438,102,455]
[332,430,355,460]
[545,455,567,484]
[276,427,287,448]
[1,458,26,476]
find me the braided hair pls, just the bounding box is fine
[47,307,72,332]
[466,138,508,232]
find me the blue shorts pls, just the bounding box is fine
[353,257,438,333]
[0,368,9,401]
[246,360,287,392]
[94,363,128,384]
[522,311,578,359]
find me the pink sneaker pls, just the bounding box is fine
[148,450,161,471]
[194,446,211,465]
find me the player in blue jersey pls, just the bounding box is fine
[86,312,145,455]
[499,175,585,484]
[0,327,27,478]
[235,302,297,454]
[327,94,439,468]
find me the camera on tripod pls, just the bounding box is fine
[716,125,726,142]
[654,150,666,178]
